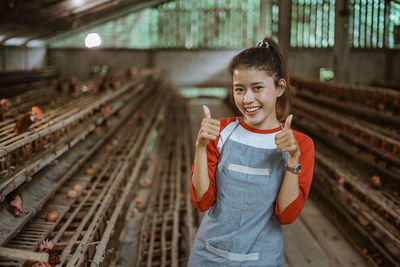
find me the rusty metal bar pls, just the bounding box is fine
[290,75,400,266]
[65,92,165,266]
[0,74,152,202]
[291,76,400,113]
[89,98,168,267]
[0,70,169,267]
[293,97,400,166]
[0,88,145,247]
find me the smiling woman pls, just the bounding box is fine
[189,37,315,267]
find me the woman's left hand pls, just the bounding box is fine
[275,114,300,162]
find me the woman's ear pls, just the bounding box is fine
[276,79,286,97]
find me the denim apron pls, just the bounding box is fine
[189,120,288,267]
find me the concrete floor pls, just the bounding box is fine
[188,97,367,267]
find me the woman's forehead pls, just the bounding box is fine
[233,67,274,83]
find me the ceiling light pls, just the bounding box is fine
[85,33,101,48]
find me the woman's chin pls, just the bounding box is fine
[244,115,263,128]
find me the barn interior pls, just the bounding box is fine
[0,0,399,266]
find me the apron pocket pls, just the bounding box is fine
[205,242,259,262]
[227,163,271,208]
[228,163,269,176]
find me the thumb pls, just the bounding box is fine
[203,105,212,119]
[284,114,293,131]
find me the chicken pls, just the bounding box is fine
[108,74,116,89]
[0,98,10,121]
[14,106,44,135]
[39,239,54,253]
[101,105,111,116]
[32,239,60,266]
[52,79,63,93]
[98,76,108,92]
[125,68,133,79]
[7,189,23,216]
[370,175,382,189]
[68,76,78,93]
[1,98,10,111]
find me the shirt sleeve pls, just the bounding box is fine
[274,132,315,224]
[190,138,219,212]
[190,117,240,212]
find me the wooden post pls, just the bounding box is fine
[334,0,350,83]
[0,247,49,262]
[258,0,273,40]
[278,0,291,57]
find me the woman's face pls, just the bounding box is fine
[232,67,284,129]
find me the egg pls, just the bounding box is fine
[337,177,345,187]
[47,211,59,222]
[85,168,94,176]
[73,184,83,193]
[370,175,382,189]
[67,190,78,199]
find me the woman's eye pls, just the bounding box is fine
[234,88,244,93]
[253,86,262,91]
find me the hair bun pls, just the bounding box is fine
[256,40,269,48]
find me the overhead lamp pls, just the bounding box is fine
[85,33,101,48]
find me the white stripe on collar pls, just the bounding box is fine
[218,121,282,151]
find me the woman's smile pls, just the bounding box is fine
[245,106,262,114]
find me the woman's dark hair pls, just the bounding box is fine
[228,37,291,122]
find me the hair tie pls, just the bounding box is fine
[257,40,269,48]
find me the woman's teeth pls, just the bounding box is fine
[246,107,261,112]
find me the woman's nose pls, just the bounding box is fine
[244,90,255,103]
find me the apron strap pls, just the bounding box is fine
[279,121,284,131]
[219,117,243,153]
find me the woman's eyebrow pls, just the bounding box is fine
[233,81,264,86]
[250,82,264,85]
[233,82,244,86]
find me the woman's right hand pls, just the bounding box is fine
[196,105,221,148]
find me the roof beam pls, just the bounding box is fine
[44,0,171,43]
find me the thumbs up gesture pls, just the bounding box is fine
[275,114,300,160]
[196,105,221,148]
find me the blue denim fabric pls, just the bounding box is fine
[189,123,288,267]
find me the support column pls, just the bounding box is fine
[278,0,291,57]
[333,0,350,83]
[258,0,273,40]
[147,50,155,68]
[384,0,394,82]
[1,46,5,71]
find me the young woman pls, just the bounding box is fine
[188,37,315,266]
